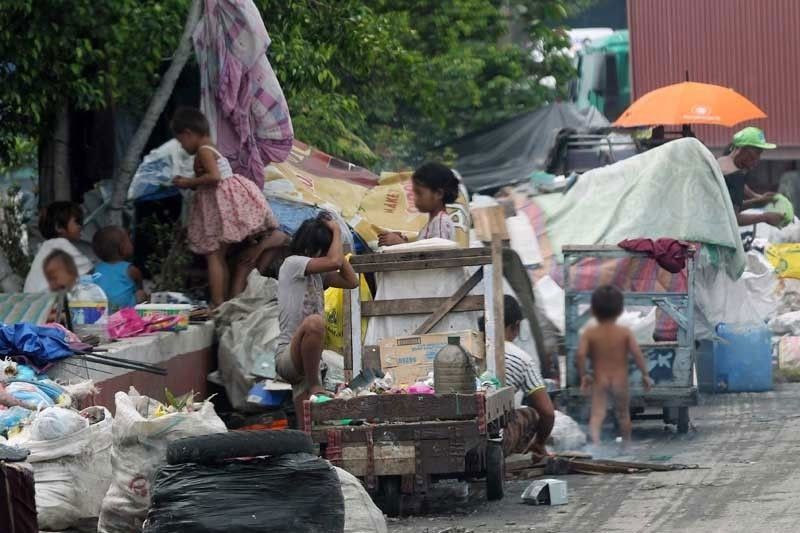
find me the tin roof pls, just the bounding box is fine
[628,0,800,157]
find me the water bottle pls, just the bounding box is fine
[68,275,109,342]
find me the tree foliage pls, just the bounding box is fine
[260,0,579,168]
[0,0,191,161]
[0,0,586,172]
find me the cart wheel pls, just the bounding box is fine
[378,476,402,517]
[485,440,505,501]
[677,407,690,434]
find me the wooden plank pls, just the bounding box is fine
[502,248,549,376]
[491,235,506,386]
[562,244,624,253]
[361,295,485,317]
[312,420,480,445]
[419,439,467,475]
[340,444,416,477]
[351,284,363,377]
[309,393,481,423]
[484,387,515,422]
[351,248,491,265]
[472,205,509,242]
[413,269,484,335]
[343,282,353,381]
[353,256,492,273]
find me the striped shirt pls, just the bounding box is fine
[504,341,545,395]
[418,211,455,241]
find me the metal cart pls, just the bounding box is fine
[560,245,698,433]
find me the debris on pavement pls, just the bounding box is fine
[521,479,569,506]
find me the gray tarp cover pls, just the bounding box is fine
[445,103,609,192]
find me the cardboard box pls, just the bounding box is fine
[379,330,484,386]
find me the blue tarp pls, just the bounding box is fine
[0,323,73,365]
[267,196,369,253]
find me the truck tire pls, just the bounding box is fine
[677,407,690,434]
[167,429,314,465]
[485,440,505,501]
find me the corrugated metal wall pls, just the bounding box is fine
[628,0,800,156]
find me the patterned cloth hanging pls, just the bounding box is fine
[193,0,294,187]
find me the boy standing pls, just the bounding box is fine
[577,285,652,446]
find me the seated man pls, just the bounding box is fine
[717,127,782,228]
[481,295,555,458]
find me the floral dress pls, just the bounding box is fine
[187,145,277,254]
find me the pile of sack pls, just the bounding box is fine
[9,406,112,530]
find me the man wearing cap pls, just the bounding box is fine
[717,127,783,227]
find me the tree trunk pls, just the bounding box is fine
[38,104,71,206]
[108,0,202,226]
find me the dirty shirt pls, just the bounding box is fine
[718,155,745,212]
[418,211,455,241]
[276,255,324,351]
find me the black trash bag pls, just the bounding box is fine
[143,453,345,533]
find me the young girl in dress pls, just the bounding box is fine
[171,107,286,307]
[378,162,460,246]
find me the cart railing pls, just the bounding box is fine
[562,244,697,391]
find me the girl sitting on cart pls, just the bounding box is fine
[378,162,460,246]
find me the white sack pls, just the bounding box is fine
[214,272,281,409]
[12,406,113,530]
[695,251,778,340]
[507,215,543,266]
[29,406,88,441]
[97,388,226,533]
[365,241,477,345]
[335,467,388,533]
[534,275,565,335]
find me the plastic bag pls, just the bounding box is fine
[4,382,54,408]
[98,388,227,533]
[767,243,800,279]
[29,407,88,441]
[11,406,113,531]
[325,275,371,352]
[335,467,387,533]
[128,139,194,201]
[143,453,345,533]
[0,406,33,434]
[766,193,795,227]
[107,307,180,339]
[547,410,587,452]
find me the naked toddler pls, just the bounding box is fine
[577,285,652,445]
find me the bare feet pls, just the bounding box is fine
[524,439,551,461]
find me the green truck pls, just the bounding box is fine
[571,30,630,122]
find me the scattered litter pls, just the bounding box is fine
[521,479,568,506]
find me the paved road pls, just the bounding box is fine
[389,384,800,533]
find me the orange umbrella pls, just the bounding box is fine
[614,82,766,127]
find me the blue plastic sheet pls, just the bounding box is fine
[0,324,73,366]
[268,196,368,254]
[0,406,33,434]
